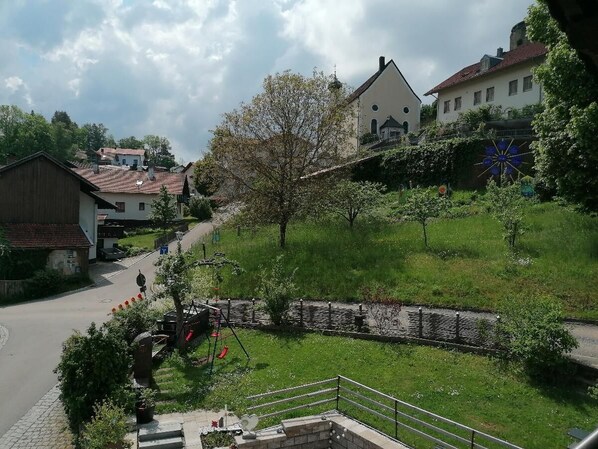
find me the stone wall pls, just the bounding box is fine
[406,310,497,347]
[234,415,407,449]
[206,299,498,349]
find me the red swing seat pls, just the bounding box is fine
[217,346,229,359]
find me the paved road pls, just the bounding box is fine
[0,220,216,437]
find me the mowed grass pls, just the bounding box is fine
[153,329,597,449]
[190,200,598,319]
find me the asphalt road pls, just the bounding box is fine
[0,221,215,436]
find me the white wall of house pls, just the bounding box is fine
[436,61,542,123]
[96,192,183,221]
[357,63,421,138]
[117,154,143,167]
[79,192,97,260]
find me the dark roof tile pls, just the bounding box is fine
[2,224,91,249]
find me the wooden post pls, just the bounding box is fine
[418,307,423,338]
[455,312,460,342]
[252,299,256,324]
[299,299,303,327]
[328,302,332,329]
[227,299,231,322]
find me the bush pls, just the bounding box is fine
[106,298,160,345]
[189,196,213,221]
[80,400,132,449]
[25,268,65,298]
[55,323,131,437]
[497,295,578,380]
[257,255,298,326]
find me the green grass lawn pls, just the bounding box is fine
[191,199,598,319]
[118,231,159,250]
[153,329,597,449]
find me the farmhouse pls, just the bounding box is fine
[425,22,547,122]
[0,152,116,276]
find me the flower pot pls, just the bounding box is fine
[136,404,155,424]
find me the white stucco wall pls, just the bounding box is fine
[79,192,97,260]
[117,154,143,167]
[357,63,421,137]
[96,192,183,221]
[436,61,542,123]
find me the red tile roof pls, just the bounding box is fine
[425,43,547,95]
[2,224,91,249]
[73,166,186,195]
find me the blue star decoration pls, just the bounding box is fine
[477,139,532,179]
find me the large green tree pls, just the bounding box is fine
[118,135,144,149]
[527,1,598,210]
[143,135,175,169]
[210,70,353,247]
[193,152,222,196]
[149,185,177,230]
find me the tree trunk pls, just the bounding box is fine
[279,221,287,248]
[174,297,185,349]
[422,222,428,248]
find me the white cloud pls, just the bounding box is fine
[0,0,536,162]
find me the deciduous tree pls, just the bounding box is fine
[319,180,386,228]
[527,1,598,210]
[400,188,448,248]
[211,70,353,247]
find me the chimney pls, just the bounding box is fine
[379,56,385,73]
[92,163,99,174]
[148,165,155,181]
[496,47,504,58]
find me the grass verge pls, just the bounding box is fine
[153,329,596,449]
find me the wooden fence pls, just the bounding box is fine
[0,280,26,298]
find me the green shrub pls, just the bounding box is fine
[55,323,131,437]
[80,400,132,449]
[486,179,529,249]
[189,196,213,220]
[106,299,160,345]
[201,432,234,449]
[497,295,578,380]
[25,268,65,298]
[257,255,298,326]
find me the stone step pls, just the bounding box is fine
[139,422,183,442]
[138,436,184,449]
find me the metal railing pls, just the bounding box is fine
[246,375,523,449]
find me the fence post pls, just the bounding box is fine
[418,307,423,338]
[394,400,398,440]
[336,376,341,411]
[299,299,303,327]
[328,302,332,329]
[455,312,460,342]
[227,299,231,322]
[252,299,256,324]
[470,430,475,449]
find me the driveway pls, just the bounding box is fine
[0,219,218,437]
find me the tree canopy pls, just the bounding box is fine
[210,70,353,247]
[527,1,598,211]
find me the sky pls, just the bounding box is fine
[0,0,535,163]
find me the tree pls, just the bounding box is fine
[118,136,144,149]
[154,245,241,347]
[400,188,448,247]
[420,101,437,126]
[319,180,386,228]
[55,323,131,437]
[188,196,212,220]
[497,295,578,380]
[527,1,598,211]
[193,152,222,196]
[0,105,24,163]
[486,179,527,249]
[143,135,175,168]
[211,70,353,247]
[149,185,177,231]
[80,123,110,155]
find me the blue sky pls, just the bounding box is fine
[0,0,534,163]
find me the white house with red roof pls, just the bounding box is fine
[425,22,547,123]
[73,165,190,223]
[96,147,146,167]
[346,56,421,150]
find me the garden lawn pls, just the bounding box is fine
[192,200,598,319]
[119,231,158,250]
[153,330,597,449]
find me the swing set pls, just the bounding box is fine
[177,300,250,375]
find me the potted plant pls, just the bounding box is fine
[135,388,156,424]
